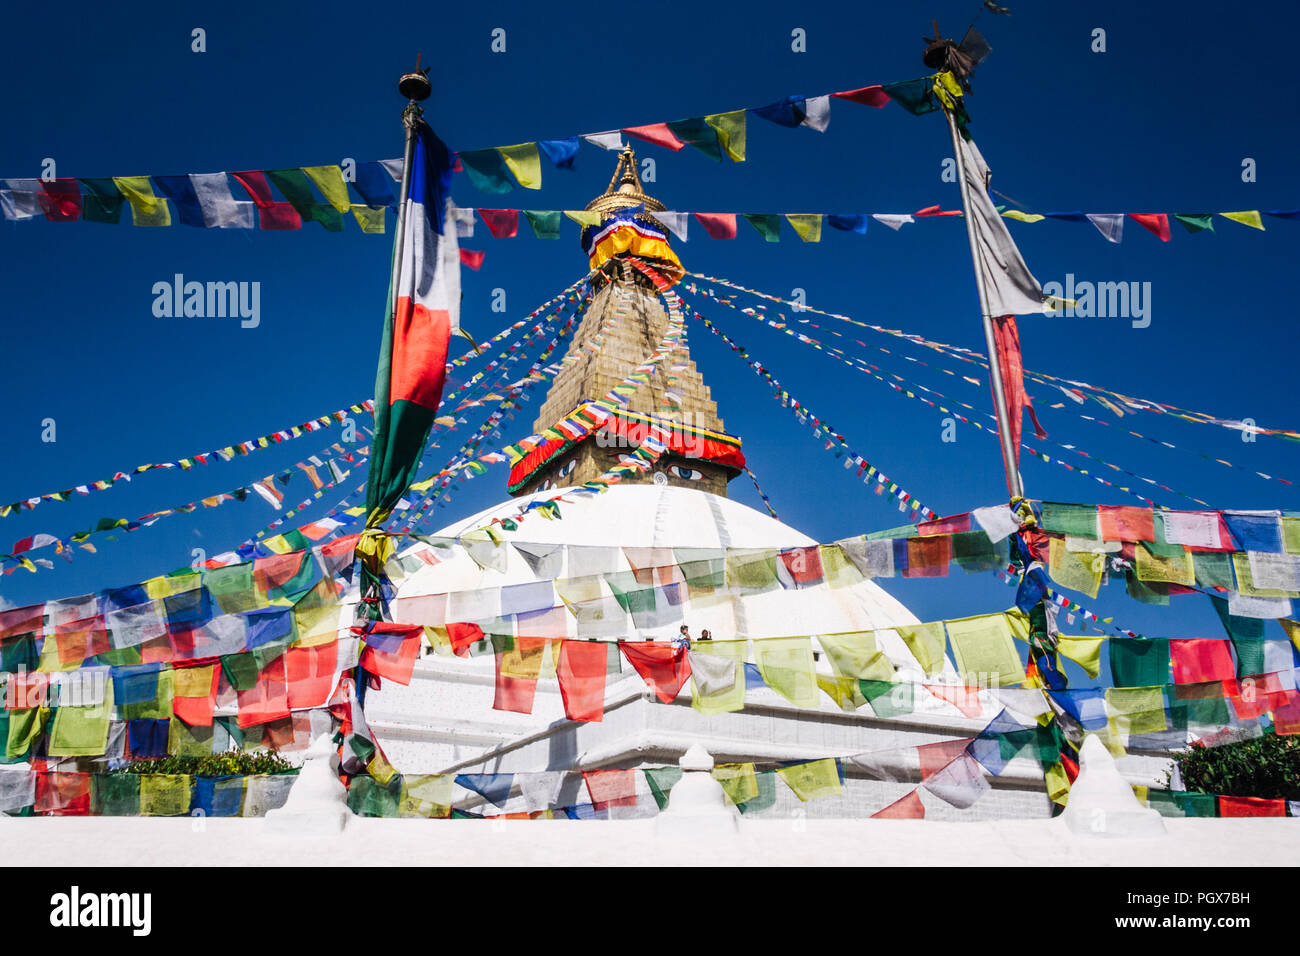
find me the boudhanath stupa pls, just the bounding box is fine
[362,148,1166,819]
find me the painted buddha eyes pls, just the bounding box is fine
[668,465,703,481]
[557,459,577,478]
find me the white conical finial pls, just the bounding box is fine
[1060,735,1166,839]
[655,746,739,840]
[265,734,352,835]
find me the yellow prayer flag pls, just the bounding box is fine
[690,639,747,715]
[173,663,216,698]
[932,70,964,109]
[351,204,387,234]
[712,763,760,805]
[140,774,193,816]
[1043,761,1070,805]
[893,622,947,677]
[142,571,201,600]
[564,210,602,227]
[262,534,295,555]
[704,110,747,162]
[1048,537,1104,598]
[945,613,1024,687]
[818,632,895,682]
[754,636,820,708]
[400,773,454,818]
[817,674,868,711]
[1001,210,1045,223]
[777,758,842,801]
[498,143,543,189]
[1105,686,1168,736]
[367,751,399,785]
[818,544,862,589]
[1056,635,1104,679]
[1232,552,1298,597]
[112,176,172,226]
[1220,210,1264,230]
[1135,542,1194,586]
[302,165,352,212]
[1281,619,1300,653]
[293,602,341,648]
[785,214,823,242]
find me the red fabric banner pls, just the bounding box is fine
[832,85,891,108]
[989,313,1047,492]
[583,768,638,809]
[1170,639,1236,684]
[557,640,608,722]
[359,623,421,685]
[39,179,83,222]
[1129,213,1171,242]
[694,213,738,239]
[493,636,549,714]
[284,640,340,708]
[871,788,926,819]
[231,170,302,230]
[173,662,219,726]
[446,622,484,658]
[236,655,291,728]
[1099,505,1157,543]
[1218,795,1286,817]
[620,642,692,703]
[478,208,519,238]
[622,123,686,152]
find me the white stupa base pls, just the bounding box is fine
[264,735,352,837]
[655,744,740,840]
[1061,735,1167,839]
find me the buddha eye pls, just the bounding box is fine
[668,465,703,481]
[558,459,576,477]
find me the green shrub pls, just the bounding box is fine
[1169,730,1300,799]
[111,751,297,776]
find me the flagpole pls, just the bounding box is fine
[942,103,1024,500]
[356,60,432,711]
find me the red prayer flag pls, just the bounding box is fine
[620,641,692,703]
[1098,505,1156,543]
[924,683,985,719]
[871,788,926,819]
[36,771,91,816]
[493,636,549,714]
[359,622,421,685]
[832,85,891,108]
[917,738,975,781]
[778,546,825,587]
[622,123,686,152]
[236,655,291,728]
[232,170,302,230]
[1218,795,1286,817]
[477,208,519,238]
[1170,639,1236,684]
[914,204,962,217]
[446,621,484,658]
[557,639,608,722]
[284,640,340,709]
[39,179,83,221]
[583,768,638,809]
[903,536,952,578]
[917,512,972,536]
[694,213,738,239]
[1128,213,1171,242]
[459,248,486,270]
[988,313,1047,492]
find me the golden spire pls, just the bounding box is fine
[584,146,666,214]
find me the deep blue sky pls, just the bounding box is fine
[2,0,1298,656]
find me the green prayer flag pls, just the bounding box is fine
[860,679,914,718]
[882,77,938,115]
[1039,502,1100,538]
[265,168,322,217]
[643,766,682,810]
[1174,213,1215,234]
[1108,638,1171,688]
[666,117,723,161]
[1174,791,1218,817]
[736,769,777,815]
[349,775,402,817]
[524,210,562,239]
[92,774,141,816]
[79,178,126,224]
[221,653,260,691]
[204,562,262,614]
[459,149,514,193]
[742,213,781,242]
[5,708,46,760]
